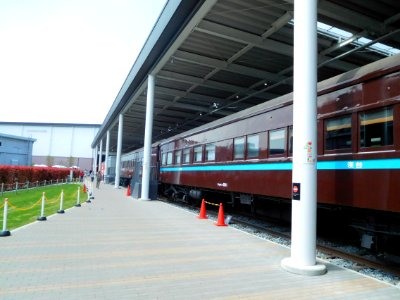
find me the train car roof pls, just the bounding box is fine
[158,52,400,145]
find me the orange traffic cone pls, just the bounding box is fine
[197,199,208,219]
[126,185,131,196]
[215,203,227,226]
[83,184,87,193]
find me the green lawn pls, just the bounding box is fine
[0,183,86,230]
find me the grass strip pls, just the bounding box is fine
[1,183,85,230]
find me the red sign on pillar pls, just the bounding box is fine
[292,183,300,200]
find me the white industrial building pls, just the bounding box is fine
[0,122,100,170]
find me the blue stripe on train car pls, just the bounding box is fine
[160,158,400,172]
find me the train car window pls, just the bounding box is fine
[167,152,173,165]
[269,129,285,155]
[234,137,245,159]
[205,144,216,161]
[175,150,181,165]
[288,126,293,155]
[325,115,352,150]
[194,146,203,162]
[161,152,167,166]
[360,107,393,148]
[247,134,259,158]
[183,148,191,164]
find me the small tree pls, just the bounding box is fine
[68,156,76,167]
[46,155,54,166]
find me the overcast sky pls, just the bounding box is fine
[0,0,167,125]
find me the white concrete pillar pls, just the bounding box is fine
[140,74,155,200]
[104,130,110,182]
[281,0,326,276]
[114,114,123,189]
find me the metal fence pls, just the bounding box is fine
[0,178,80,196]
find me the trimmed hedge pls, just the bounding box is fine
[0,166,79,184]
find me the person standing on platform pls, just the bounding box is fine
[96,170,101,189]
[89,170,94,183]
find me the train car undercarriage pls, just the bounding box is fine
[160,183,400,256]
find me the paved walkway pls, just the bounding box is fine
[1,183,399,299]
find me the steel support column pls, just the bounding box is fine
[98,139,103,172]
[114,114,123,189]
[91,148,95,172]
[140,74,155,200]
[93,146,98,174]
[281,0,326,276]
[104,130,110,183]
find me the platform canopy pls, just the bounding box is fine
[92,0,400,153]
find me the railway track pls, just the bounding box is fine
[230,215,400,279]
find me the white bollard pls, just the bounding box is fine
[86,185,92,203]
[37,192,47,221]
[89,181,94,200]
[3,199,7,229]
[75,187,81,207]
[58,190,65,214]
[1,199,11,236]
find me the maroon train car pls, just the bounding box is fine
[158,54,400,249]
